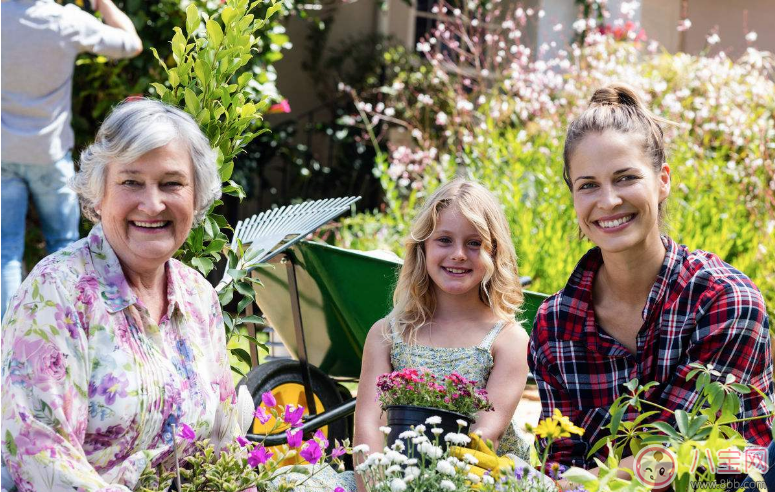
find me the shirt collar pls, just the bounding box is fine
[87,224,185,317]
[561,235,682,345]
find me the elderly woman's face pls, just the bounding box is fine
[97,140,195,273]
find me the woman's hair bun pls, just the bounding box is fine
[589,83,642,108]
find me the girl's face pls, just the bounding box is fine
[569,130,670,254]
[424,205,488,297]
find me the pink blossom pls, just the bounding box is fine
[268,99,291,114]
[314,429,329,448]
[286,428,302,448]
[254,406,271,425]
[236,435,249,447]
[300,439,322,464]
[261,391,277,408]
[177,423,196,442]
[248,445,273,467]
[283,404,305,427]
[331,446,346,459]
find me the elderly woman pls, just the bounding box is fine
[1,99,241,491]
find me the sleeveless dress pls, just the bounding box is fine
[390,319,532,460]
[268,320,531,491]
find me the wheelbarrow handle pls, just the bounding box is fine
[245,398,357,446]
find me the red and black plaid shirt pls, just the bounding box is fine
[529,236,773,468]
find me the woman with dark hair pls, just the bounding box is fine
[529,83,773,482]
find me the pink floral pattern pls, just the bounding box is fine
[1,224,240,491]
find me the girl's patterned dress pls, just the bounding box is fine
[269,320,532,491]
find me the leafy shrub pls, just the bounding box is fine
[334,2,775,321]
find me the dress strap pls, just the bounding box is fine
[478,320,507,351]
[388,317,401,344]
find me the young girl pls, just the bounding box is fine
[353,179,531,481]
[529,83,772,482]
[269,179,531,492]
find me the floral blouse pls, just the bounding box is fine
[1,224,240,491]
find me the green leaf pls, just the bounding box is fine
[237,296,253,314]
[196,108,210,125]
[238,72,252,88]
[206,20,224,49]
[204,239,228,254]
[221,6,238,25]
[729,383,752,394]
[266,1,283,20]
[675,409,689,435]
[150,83,167,97]
[186,3,200,37]
[240,315,264,325]
[218,280,234,301]
[219,160,234,182]
[228,250,239,269]
[231,348,253,366]
[149,47,167,71]
[561,468,598,486]
[650,421,681,439]
[172,27,186,60]
[230,365,246,377]
[184,88,200,116]
[194,59,211,86]
[235,281,255,297]
[191,257,214,276]
[168,69,180,88]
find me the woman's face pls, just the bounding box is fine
[424,205,488,298]
[97,140,196,273]
[569,130,670,254]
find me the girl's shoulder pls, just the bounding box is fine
[490,319,528,351]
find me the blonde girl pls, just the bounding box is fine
[353,179,531,489]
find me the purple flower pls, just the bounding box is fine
[300,439,322,464]
[248,445,273,467]
[55,305,79,339]
[96,373,128,405]
[331,446,346,459]
[286,428,302,448]
[314,429,329,449]
[175,422,195,442]
[334,488,346,492]
[261,391,277,408]
[254,406,271,424]
[236,435,249,447]
[284,404,305,428]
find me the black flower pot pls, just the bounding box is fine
[385,405,473,454]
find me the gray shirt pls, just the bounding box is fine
[1,0,141,165]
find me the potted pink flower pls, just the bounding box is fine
[376,369,492,451]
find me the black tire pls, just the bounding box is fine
[237,359,347,452]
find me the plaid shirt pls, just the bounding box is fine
[529,236,773,468]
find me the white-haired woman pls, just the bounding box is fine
[1,99,240,491]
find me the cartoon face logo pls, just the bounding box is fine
[634,445,677,488]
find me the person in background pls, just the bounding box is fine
[1,0,143,319]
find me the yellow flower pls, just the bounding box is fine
[530,410,585,439]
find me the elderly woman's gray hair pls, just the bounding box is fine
[71,98,221,225]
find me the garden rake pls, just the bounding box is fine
[219,196,361,286]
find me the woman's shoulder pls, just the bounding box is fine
[678,244,765,303]
[23,236,92,288]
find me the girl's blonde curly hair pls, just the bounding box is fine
[385,179,524,344]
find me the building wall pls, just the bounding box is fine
[642,0,775,55]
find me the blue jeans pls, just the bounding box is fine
[1,154,80,319]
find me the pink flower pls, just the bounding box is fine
[236,435,249,447]
[261,391,277,408]
[248,445,273,467]
[177,423,196,441]
[286,428,302,448]
[331,446,346,459]
[254,406,271,425]
[334,488,346,492]
[300,439,322,464]
[268,99,292,114]
[314,429,329,449]
[284,404,305,427]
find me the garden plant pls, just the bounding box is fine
[334,0,775,323]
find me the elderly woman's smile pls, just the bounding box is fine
[98,139,195,272]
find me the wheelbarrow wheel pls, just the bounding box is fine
[239,359,347,456]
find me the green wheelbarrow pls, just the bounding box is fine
[235,198,548,461]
